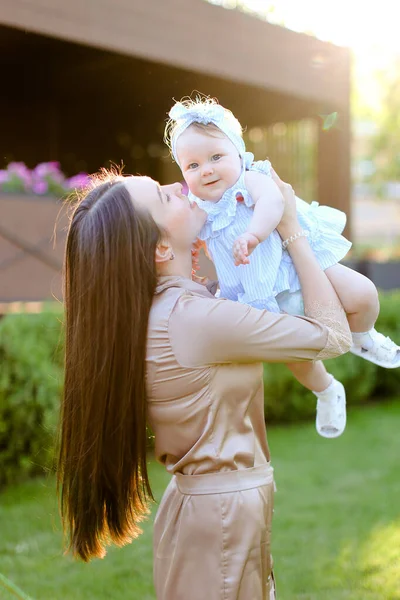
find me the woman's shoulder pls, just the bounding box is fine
[150,277,216,326]
[148,280,226,368]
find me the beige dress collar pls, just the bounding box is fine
[155,275,215,298]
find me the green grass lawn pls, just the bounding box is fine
[1,400,400,600]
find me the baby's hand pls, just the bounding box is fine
[233,232,260,266]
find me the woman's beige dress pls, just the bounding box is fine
[146,276,349,600]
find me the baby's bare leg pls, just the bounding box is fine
[286,360,331,392]
[326,263,400,367]
[325,264,379,332]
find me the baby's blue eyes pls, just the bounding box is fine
[187,155,222,170]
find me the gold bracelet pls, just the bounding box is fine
[282,229,309,250]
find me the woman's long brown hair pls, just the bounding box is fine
[58,173,160,561]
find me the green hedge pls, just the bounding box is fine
[264,290,400,421]
[0,308,63,488]
[1,292,400,488]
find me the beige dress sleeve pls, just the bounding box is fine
[169,293,351,367]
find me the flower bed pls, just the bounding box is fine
[0,162,89,197]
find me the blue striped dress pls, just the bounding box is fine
[189,159,352,315]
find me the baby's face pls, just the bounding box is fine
[176,126,242,203]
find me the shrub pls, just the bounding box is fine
[368,290,400,397]
[1,291,400,487]
[263,354,377,423]
[0,308,64,488]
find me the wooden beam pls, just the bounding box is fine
[1,0,349,107]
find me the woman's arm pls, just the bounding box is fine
[169,294,350,367]
[272,170,337,313]
[271,169,351,359]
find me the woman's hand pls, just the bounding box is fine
[270,168,300,240]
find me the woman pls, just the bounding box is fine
[58,169,351,599]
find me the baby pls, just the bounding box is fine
[165,96,400,438]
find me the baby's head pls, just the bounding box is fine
[165,97,245,203]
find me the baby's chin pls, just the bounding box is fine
[197,184,230,203]
[200,195,222,204]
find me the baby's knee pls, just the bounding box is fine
[353,276,379,314]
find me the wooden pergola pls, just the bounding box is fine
[0,0,351,301]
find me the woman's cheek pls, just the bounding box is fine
[165,206,191,233]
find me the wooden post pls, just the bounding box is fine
[317,106,352,239]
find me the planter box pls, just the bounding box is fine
[365,261,400,291]
[3,195,397,304]
[343,258,400,290]
[342,258,369,277]
[0,193,68,302]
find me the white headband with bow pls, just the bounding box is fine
[169,102,247,167]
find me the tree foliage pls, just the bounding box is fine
[369,61,400,186]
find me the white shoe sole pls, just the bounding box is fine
[350,345,400,369]
[316,381,347,439]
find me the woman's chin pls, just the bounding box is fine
[193,204,207,227]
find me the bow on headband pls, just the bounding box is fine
[168,101,246,166]
[169,102,226,126]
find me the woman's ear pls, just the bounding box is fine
[155,241,174,264]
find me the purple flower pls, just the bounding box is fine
[66,173,90,190]
[33,162,64,182]
[32,180,49,195]
[0,170,9,184]
[1,161,89,196]
[7,162,32,187]
[8,162,30,176]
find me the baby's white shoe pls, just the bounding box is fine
[314,377,346,439]
[351,328,400,368]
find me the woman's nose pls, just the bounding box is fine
[173,182,183,194]
[162,182,183,194]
